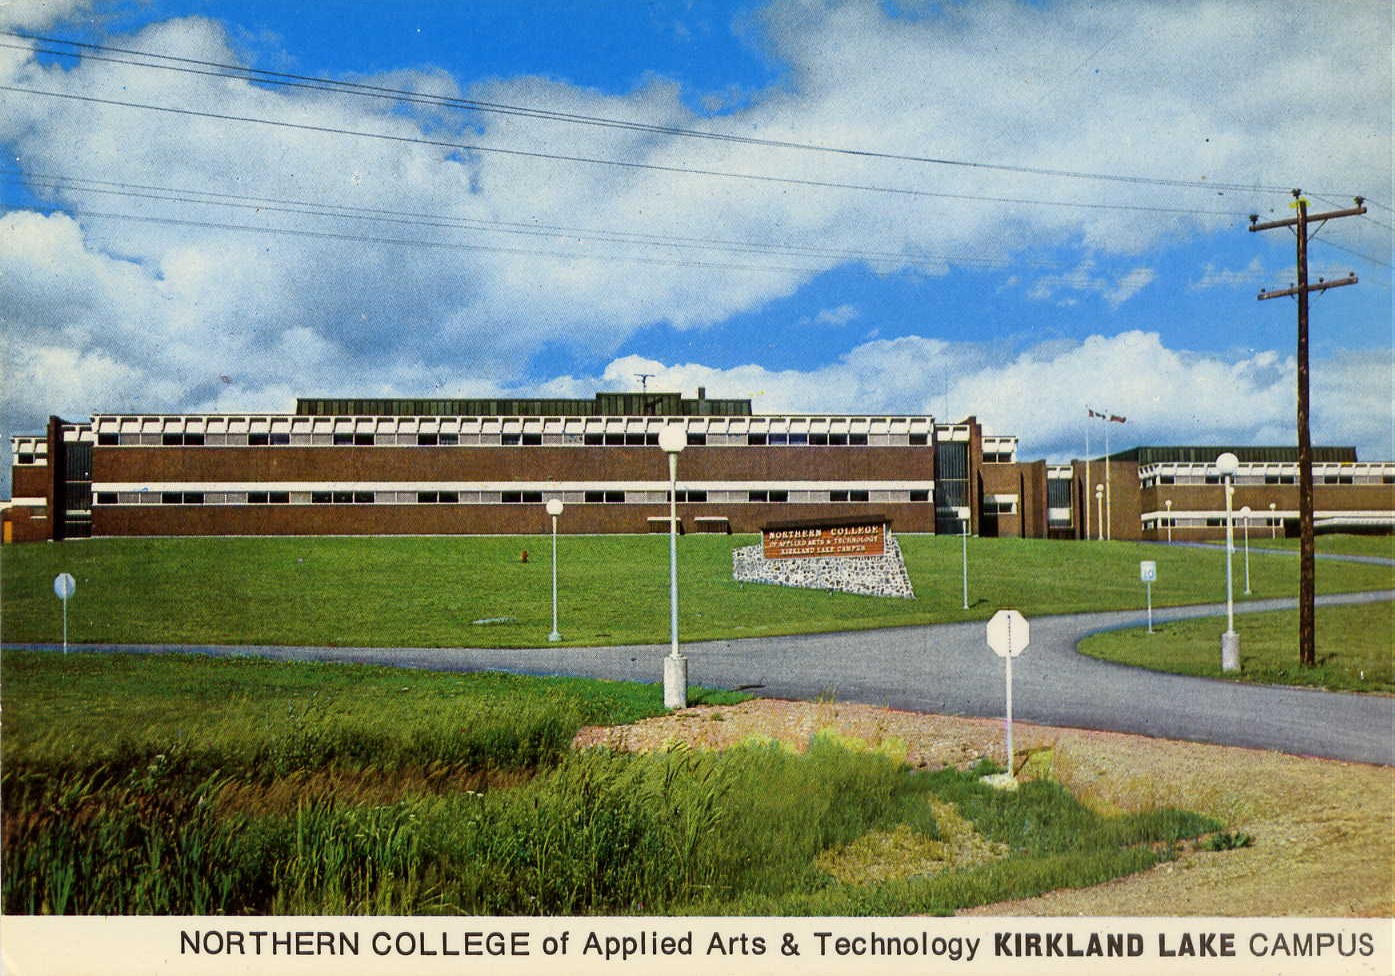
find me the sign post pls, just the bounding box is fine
[985,609,1030,780]
[1140,560,1157,634]
[53,573,76,654]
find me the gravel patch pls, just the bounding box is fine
[573,698,1394,917]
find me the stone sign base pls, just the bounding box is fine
[732,536,915,599]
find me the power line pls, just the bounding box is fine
[0,30,1325,198]
[2,85,1256,218]
[5,170,1055,271]
[41,204,996,280]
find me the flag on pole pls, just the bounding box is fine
[1109,414,1126,424]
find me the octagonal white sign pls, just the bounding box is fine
[986,609,1029,658]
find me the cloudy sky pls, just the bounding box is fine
[2,0,1391,495]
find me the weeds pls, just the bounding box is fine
[3,653,1224,916]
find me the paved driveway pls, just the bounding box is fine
[11,590,1392,765]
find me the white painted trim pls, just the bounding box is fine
[95,480,937,494]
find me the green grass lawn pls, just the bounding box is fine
[3,534,1391,648]
[1077,601,1395,693]
[2,652,1222,916]
[1249,533,1395,559]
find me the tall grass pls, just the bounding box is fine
[3,652,1223,916]
[3,736,1221,916]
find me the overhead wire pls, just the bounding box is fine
[29,204,1009,280]
[4,170,1059,271]
[0,30,1332,198]
[0,84,1257,219]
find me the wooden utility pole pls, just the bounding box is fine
[1248,189,1364,667]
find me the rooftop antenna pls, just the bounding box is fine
[635,373,655,393]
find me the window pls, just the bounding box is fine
[686,433,707,446]
[417,492,439,503]
[269,492,289,504]
[418,434,439,446]
[270,433,291,446]
[248,491,269,504]
[748,433,768,445]
[312,492,332,504]
[1204,474,1221,484]
[584,433,604,446]
[1323,474,1354,485]
[522,433,543,446]
[353,491,374,504]
[332,491,353,504]
[983,452,1012,464]
[96,492,118,505]
[97,433,118,446]
[161,492,183,504]
[849,433,868,446]
[501,434,521,446]
[768,491,789,503]
[17,453,34,464]
[182,492,204,505]
[333,433,353,445]
[584,490,625,503]
[829,434,848,446]
[909,490,930,502]
[354,433,374,446]
[748,490,768,502]
[809,434,829,446]
[160,433,204,446]
[787,433,809,445]
[676,490,707,503]
[438,491,459,504]
[908,433,928,446]
[1265,474,1296,485]
[1158,474,1176,485]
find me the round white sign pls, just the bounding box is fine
[986,609,1029,658]
[53,572,76,600]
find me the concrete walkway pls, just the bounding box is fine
[10,590,1393,766]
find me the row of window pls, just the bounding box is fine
[85,431,935,449]
[93,488,935,506]
[1142,516,1284,530]
[1142,473,1391,488]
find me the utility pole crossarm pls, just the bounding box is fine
[1257,275,1358,300]
[1248,199,1366,232]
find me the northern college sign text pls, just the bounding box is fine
[761,515,889,560]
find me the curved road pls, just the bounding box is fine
[11,590,1393,766]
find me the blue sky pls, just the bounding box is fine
[2,0,1391,495]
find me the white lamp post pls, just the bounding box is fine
[961,515,970,610]
[1269,501,1278,539]
[546,497,564,642]
[657,424,688,709]
[1164,499,1173,544]
[1217,452,1241,671]
[1094,484,1104,541]
[1240,504,1252,595]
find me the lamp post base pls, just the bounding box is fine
[1221,631,1241,672]
[548,631,561,643]
[663,654,688,709]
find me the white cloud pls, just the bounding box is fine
[1027,259,1156,308]
[804,303,860,326]
[546,331,1393,462]
[0,0,92,30]
[1190,256,1266,291]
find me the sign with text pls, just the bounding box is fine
[761,516,888,560]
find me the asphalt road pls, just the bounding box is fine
[11,589,1393,766]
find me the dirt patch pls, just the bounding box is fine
[573,699,1395,916]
